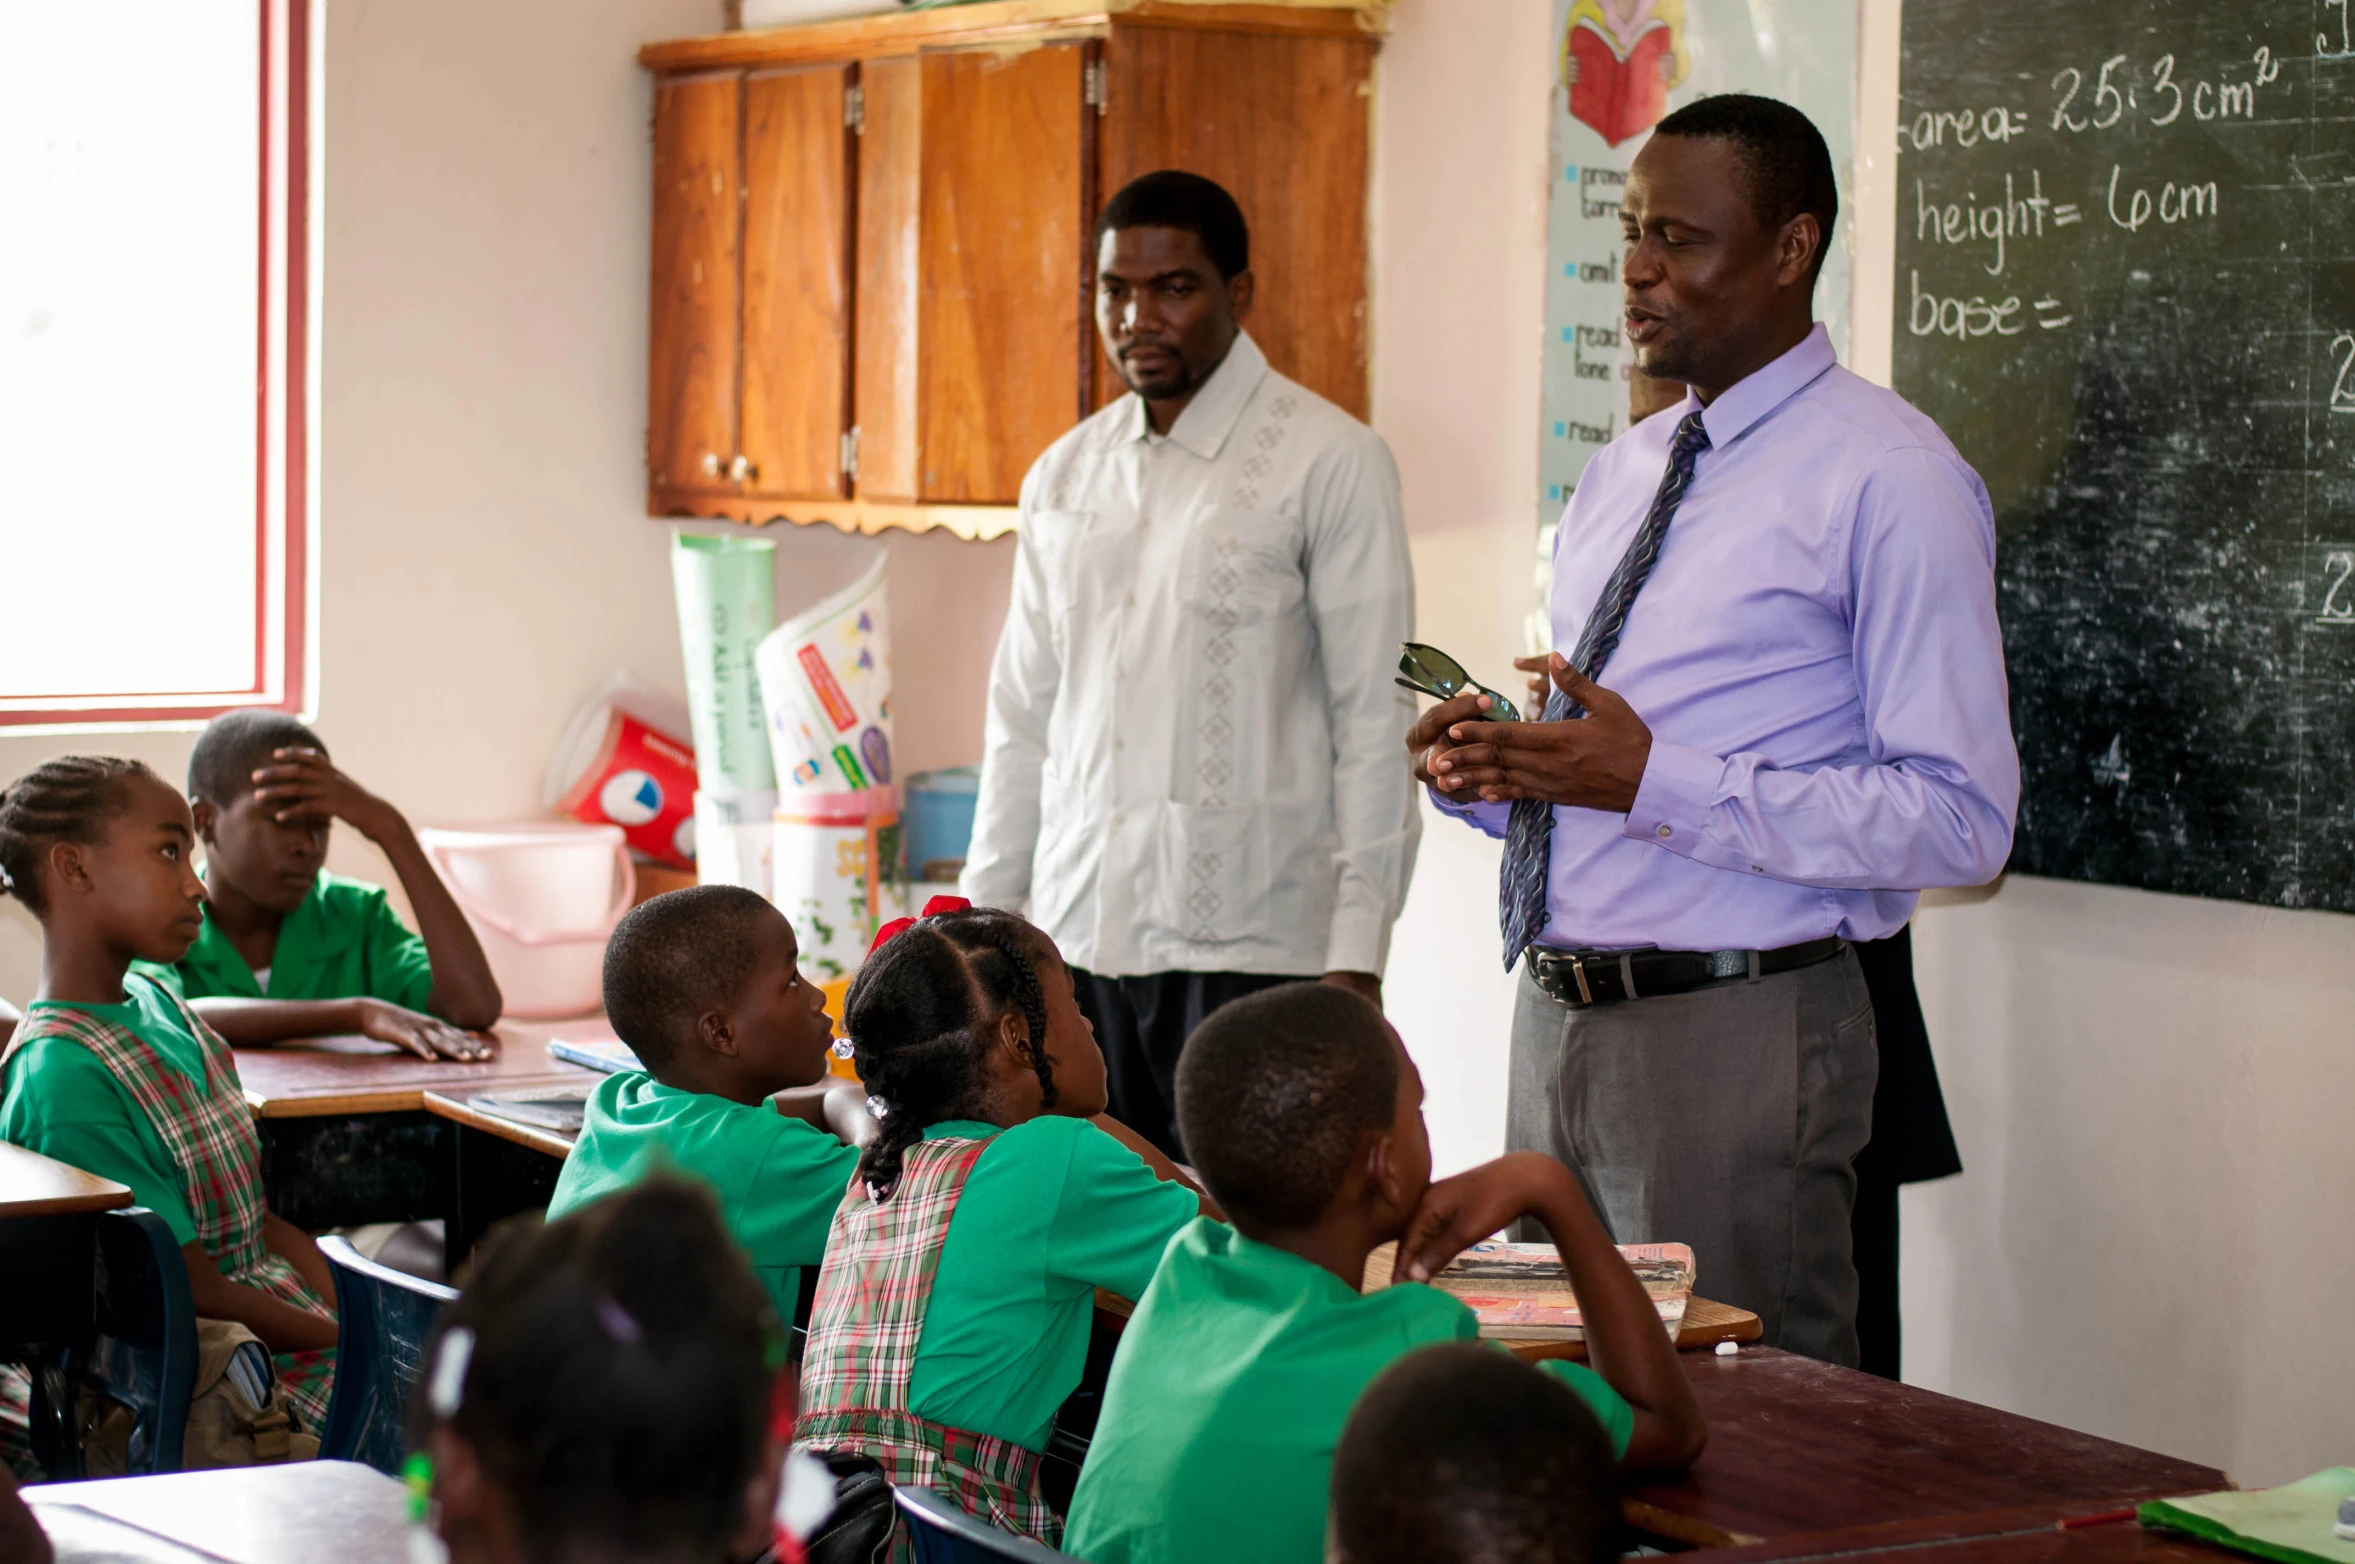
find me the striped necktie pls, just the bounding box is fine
[1499,409,1711,969]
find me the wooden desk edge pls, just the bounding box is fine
[1672,1494,2233,1563]
[422,1089,580,1160]
[0,1142,137,1217]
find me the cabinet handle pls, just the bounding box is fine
[700,452,722,479]
[728,454,756,483]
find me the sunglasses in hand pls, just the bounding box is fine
[1395,642,1521,722]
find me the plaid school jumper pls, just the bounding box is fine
[796,1134,1059,1559]
[0,988,337,1452]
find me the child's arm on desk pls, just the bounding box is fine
[1089,1115,1224,1221]
[181,1220,340,1355]
[191,996,492,1062]
[1397,1153,1706,1470]
[249,748,505,1029]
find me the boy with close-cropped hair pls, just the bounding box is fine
[133,708,503,1060]
[1330,1342,1624,1564]
[1062,983,1705,1564]
[547,885,869,1326]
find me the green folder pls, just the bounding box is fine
[2140,1469,2355,1564]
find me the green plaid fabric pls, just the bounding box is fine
[797,1134,1059,1558]
[0,985,335,1433]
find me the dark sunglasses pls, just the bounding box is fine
[1395,643,1521,722]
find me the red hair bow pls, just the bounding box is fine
[866,894,971,957]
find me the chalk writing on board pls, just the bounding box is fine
[1896,0,2355,911]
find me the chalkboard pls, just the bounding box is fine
[1894,1,2355,912]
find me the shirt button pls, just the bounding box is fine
[1125,594,1137,607]
[1656,824,1673,839]
[1115,739,1126,751]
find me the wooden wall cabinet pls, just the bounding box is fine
[640,0,1382,537]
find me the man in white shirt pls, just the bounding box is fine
[964,172,1419,1156]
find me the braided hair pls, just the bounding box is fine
[0,757,162,917]
[843,906,1057,1202]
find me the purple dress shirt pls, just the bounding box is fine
[1439,325,2019,952]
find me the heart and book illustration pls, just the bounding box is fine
[1564,0,1684,147]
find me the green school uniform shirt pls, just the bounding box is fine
[1062,1218,1635,1564]
[132,871,436,1012]
[0,974,213,1244]
[546,1071,861,1324]
[907,1117,1199,1454]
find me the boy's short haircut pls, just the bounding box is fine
[187,709,327,806]
[602,885,781,1071]
[1331,1343,1621,1564]
[1174,982,1395,1230]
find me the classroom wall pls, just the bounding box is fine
[0,0,1008,998]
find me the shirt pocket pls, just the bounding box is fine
[1146,800,1271,945]
[1177,507,1305,625]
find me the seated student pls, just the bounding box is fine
[546,885,870,1326]
[0,757,339,1458]
[795,898,1216,1556]
[410,1178,787,1564]
[132,709,501,1061]
[1330,1342,1624,1564]
[1062,984,1706,1564]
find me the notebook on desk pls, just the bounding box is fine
[468,1086,594,1135]
[1362,1240,1695,1342]
[547,1037,641,1074]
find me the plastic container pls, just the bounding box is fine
[552,709,698,869]
[773,788,905,1014]
[903,767,981,880]
[418,823,636,1019]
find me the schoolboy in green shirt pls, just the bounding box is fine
[547,885,869,1325]
[1063,984,1707,1564]
[132,710,503,1061]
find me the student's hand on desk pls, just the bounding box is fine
[1426,656,1652,814]
[1394,1151,1573,1282]
[250,747,409,843]
[355,998,495,1062]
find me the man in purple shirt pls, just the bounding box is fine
[1405,96,2017,1364]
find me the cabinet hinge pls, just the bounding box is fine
[845,83,865,134]
[841,426,862,482]
[1083,61,1107,115]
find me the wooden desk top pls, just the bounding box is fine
[234,1017,613,1118]
[1688,1507,2229,1564]
[0,1140,133,1218]
[25,1458,409,1564]
[423,1078,586,1159]
[1625,1350,2229,1549]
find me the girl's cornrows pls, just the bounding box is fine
[843,906,1059,1202]
[0,756,159,917]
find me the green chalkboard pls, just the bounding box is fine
[1894,0,2355,911]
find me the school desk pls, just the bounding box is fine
[1622,1348,2229,1549]
[421,1078,586,1259]
[1683,1504,2237,1564]
[232,1017,607,1266]
[23,1458,407,1564]
[0,1144,135,1482]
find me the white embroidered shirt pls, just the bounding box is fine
[963,332,1419,978]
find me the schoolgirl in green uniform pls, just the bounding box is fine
[794,898,1218,1558]
[132,709,503,1062]
[0,757,338,1467]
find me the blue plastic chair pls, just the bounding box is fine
[61,1206,198,1476]
[892,1485,1078,1562]
[316,1234,459,1473]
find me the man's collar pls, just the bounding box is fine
[1686,322,1836,449]
[1112,330,1269,457]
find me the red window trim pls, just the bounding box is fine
[0,0,310,729]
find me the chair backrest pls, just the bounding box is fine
[316,1234,459,1474]
[891,1485,1073,1563]
[69,1206,197,1474]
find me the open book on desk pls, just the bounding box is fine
[1362,1240,1694,1342]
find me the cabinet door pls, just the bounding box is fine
[854,55,923,503]
[741,64,854,500]
[1098,28,1374,419]
[913,42,1090,503]
[648,72,743,498]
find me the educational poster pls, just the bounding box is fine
[1534,0,1860,646]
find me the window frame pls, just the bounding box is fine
[0,0,314,731]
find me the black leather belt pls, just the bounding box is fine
[1527,937,1847,1009]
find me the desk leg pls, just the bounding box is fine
[0,1213,100,1481]
[446,1126,564,1276]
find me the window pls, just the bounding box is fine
[0,0,311,728]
